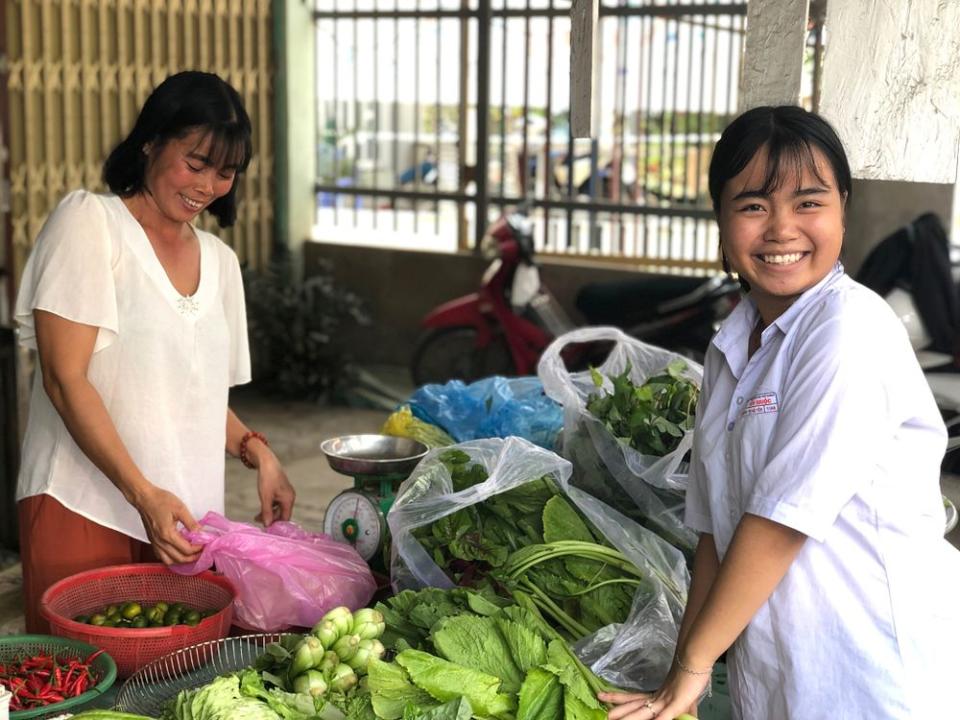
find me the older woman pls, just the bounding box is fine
[14,71,295,632]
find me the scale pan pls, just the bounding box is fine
[321,434,429,476]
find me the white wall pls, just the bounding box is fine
[820,0,960,183]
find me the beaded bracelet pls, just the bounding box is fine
[239,430,268,469]
[675,658,713,676]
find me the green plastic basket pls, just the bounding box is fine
[0,634,117,719]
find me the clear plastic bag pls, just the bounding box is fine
[172,512,377,632]
[408,376,563,450]
[387,437,689,690]
[538,326,703,559]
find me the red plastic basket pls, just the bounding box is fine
[40,563,236,678]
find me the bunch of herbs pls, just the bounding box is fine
[585,359,699,456]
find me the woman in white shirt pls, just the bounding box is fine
[600,106,960,718]
[15,71,296,633]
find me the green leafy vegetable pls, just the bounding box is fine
[516,668,563,720]
[163,673,294,720]
[586,360,699,457]
[372,587,614,720]
[544,640,602,710]
[494,615,548,674]
[409,454,644,643]
[561,690,608,720]
[542,495,596,544]
[376,588,507,651]
[394,650,516,719]
[401,697,473,720]
[367,658,439,720]
[429,615,524,694]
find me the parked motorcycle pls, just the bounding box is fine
[410,205,741,386]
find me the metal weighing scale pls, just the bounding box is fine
[320,434,429,565]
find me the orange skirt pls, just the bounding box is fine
[18,494,156,634]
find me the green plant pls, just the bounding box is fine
[243,255,370,401]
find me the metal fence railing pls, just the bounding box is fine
[313,0,801,270]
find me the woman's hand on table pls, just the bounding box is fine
[599,665,707,720]
[254,448,296,526]
[135,485,203,564]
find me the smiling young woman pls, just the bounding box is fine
[718,145,846,325]
[600,106,960,720]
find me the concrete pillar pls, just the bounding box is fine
[820,0,960,184]
[739,0,810,111]
[274,0,317,280]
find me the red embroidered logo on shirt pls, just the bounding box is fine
[744,392,779,415]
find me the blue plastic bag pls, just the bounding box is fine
[408,376,563,449]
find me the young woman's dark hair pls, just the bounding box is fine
[103,71,252,228]
[708,105,852,280]
[709,105,852,215]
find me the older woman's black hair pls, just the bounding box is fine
[103,71,252,228]
[709,105,852,281]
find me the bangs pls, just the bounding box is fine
[188,124,252,172]
[751,136,832,195]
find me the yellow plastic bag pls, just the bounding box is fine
[381,405,455,448]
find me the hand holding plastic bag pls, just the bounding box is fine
[172,512,377,631]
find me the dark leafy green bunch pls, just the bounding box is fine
[411,451,647,643]
[585,360,699,456]
[413,450,558,581]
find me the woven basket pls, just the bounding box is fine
[0,634,116,719]
[40,563,235,677]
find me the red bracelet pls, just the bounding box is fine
[239,430,268,469]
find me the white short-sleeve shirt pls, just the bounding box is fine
[685,264,960,719]
[14,190,251,542]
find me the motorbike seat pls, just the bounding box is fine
[576,274,718,325]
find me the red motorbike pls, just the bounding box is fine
[410,209,567,386]
[410,207,741,386]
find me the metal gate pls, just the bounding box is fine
[313,0,754,270]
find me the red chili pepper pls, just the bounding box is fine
[0,649,103,709]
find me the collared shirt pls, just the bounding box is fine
[685,263,960,719]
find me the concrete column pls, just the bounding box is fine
[820,0,960,183]
[274,0,317,280]
[570,0,600,137]
[739,0,810,111]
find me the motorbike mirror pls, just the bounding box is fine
[513,200,533,216]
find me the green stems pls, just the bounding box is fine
[518,579,590,639]
[503,541,644,581]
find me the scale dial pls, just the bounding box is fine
[323,490,385,561]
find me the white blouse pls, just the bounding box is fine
[685,264,960,719]
[15,190,251,542]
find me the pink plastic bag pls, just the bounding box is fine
[171,512,377,631]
